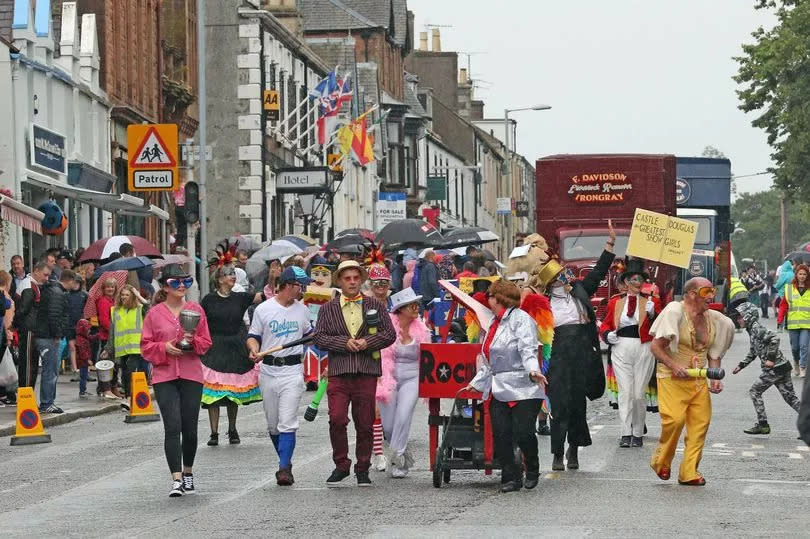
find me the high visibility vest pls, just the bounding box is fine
[785,284,810,330]
[112,307,143,357]
[729,277,748,305]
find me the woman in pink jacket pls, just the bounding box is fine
[141,264,212,497]
[376,287,431,478]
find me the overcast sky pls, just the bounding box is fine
[408,0,776,194]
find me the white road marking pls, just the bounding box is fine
[712,443,727,448]
[741,451,757,457]
[797,446,810,452]
[788,453,803,459]
[592,425,605,430]
[736,478,810,485]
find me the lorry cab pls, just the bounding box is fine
[676,208,717,286]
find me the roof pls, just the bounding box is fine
[403,83,426,117]
[305,37,356,71]
[298,0,409,47]
[0,0,14,42]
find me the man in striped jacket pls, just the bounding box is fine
[314,260,396,487]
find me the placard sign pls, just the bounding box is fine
[418,343,482,399]
[376,191,406,227]
[625,208,698,269]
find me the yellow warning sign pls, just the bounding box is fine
[264,90,280,121]
[127,124,179,192]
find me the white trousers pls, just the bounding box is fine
[378,362,419,458]
[259,370,305,434]
[611,337,655,437]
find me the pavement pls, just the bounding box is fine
[0,312,808,537]
[0,371,126,437]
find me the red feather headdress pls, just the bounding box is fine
[210,239,238,268]
[363,240,386,267]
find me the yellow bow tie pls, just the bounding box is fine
[342,295,363,305]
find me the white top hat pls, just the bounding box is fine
[389,287,423,312]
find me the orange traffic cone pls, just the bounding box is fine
[124,371,160,423]
[10,387,52,446]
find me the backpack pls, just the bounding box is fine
[411,263,422,295]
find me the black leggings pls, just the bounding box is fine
[490,398,542,484]
[154,379,203,474]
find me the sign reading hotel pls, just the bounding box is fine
[625,208,698,269]
[30,124,67,175]
[275,167,329,194]
[567,172,633,203]
[127,124,179,192]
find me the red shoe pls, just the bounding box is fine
[656,467,671,481]
[678,476,706,486]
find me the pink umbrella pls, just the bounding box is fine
[79,235,162,263]
[83,270,128,319]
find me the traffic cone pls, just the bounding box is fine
[10,387,52,446]
[123,371,160,423]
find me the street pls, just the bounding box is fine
[1,316,807,538]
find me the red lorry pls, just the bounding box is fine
[535,154,678,320]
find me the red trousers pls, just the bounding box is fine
[327,374,377,473]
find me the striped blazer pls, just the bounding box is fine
[314,295,396,377]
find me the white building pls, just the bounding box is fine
[0,1,165,266]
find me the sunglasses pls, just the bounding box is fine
[691,286,716,299]
[371,280,390,287]
[219,268,236,277]
[627,275,645,283]
[166,277,194,289]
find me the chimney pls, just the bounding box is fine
[419,31,428,51]
[432,28,441,52]
[471,100,484,120]
[459,68,468,84]
[79,14,100,92]
[57,2,80,77]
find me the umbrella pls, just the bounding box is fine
[278,235,316,250]
[786,251,810,265]
[83,270,128,319]
[482,249,496,262]
[440,227,499,248]
[93,256,154,281]
[323,233,371,252]
[154,254,193,268]
[376,219,444,250]
[336,228,375,240]
[285,233,318,246]
[227,235,262,253]
[244,239,304,282]
[79,235,162,263]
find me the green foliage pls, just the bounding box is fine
[732,188,810,267]
[734,1,810,198]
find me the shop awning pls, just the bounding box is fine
[25,173,169,221]
[0,195,43,235]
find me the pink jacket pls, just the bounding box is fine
[140,301,212,384]
[376,313,430,404]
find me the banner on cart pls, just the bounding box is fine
[419,343,482,399]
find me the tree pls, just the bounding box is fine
[734,1,810,199]
[732,188,810,268]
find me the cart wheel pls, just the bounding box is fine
[443,467,451,484]
[433,449,443,488]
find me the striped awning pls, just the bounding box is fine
[0,195,43,235]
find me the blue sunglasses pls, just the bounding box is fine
[166,277,194,289]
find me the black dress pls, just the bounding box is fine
[199,292,261,407]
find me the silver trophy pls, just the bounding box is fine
[177,310,202,351]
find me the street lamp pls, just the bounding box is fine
[503,104,551,247]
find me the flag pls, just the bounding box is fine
[349,116,374,166]
[309,69,353,145]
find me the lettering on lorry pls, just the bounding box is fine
[568,172,633,203]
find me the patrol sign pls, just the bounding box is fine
[127,124,179,191]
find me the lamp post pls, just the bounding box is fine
[503,104,551,247]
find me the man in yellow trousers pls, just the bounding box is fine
[648,277,735,485]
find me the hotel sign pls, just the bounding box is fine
[30,124,67,175]
[275,167,330,193]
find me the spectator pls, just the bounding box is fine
[0,270,15,404]
[96,277,120,397]
[484,261,499,278]
[66,273,88,377]
[75,319,96,397]
[402,260,417,290]
[102,284,147,399]
[119,243,135,258]
[9,254,31,299]
[391,254,405,293]
[41,251,59,281]
[56,250,74,271]
[235,249,249,269]
[34,269,74,414]
[417,250,442,309]
[438,254,457,280]
[457,261,478,279]
[15,261,51,388]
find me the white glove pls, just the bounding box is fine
[645,299,655,314]
[606,331,619,345]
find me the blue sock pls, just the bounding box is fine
[278,432,296,469]
[270,434,280,454]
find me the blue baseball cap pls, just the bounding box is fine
[280,266,312,286]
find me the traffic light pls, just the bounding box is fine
[184,181,199,224]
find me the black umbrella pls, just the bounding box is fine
[335,228,375,240]
[440,227,499,248]
[93,256,154,282]
[786,251,810,265]
[323,234,371,252]
[376,219,444,250]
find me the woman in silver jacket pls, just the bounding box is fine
[467,280,547,492]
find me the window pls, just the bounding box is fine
[682,217,712,245]
[454,169,459,217]
[562,234,628,261]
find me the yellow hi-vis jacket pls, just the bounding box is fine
[111,307,143,357]
[785,284,810,330]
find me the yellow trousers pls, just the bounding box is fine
[650,377,711,482]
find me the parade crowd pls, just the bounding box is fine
[1,225,810,498]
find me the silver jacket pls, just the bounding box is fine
[470,307,545,402]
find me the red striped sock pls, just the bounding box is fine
[373,417,383,456]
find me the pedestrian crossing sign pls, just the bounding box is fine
[127,124,179,192]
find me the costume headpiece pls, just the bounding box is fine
[363,240,386,267]
[210,239,238,268]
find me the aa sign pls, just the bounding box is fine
[264,90,280,121]
[625,208,698,269]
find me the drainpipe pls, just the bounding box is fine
[260,25,268,242]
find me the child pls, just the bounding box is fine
[75,319,96,397]
[732,301,801,434]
